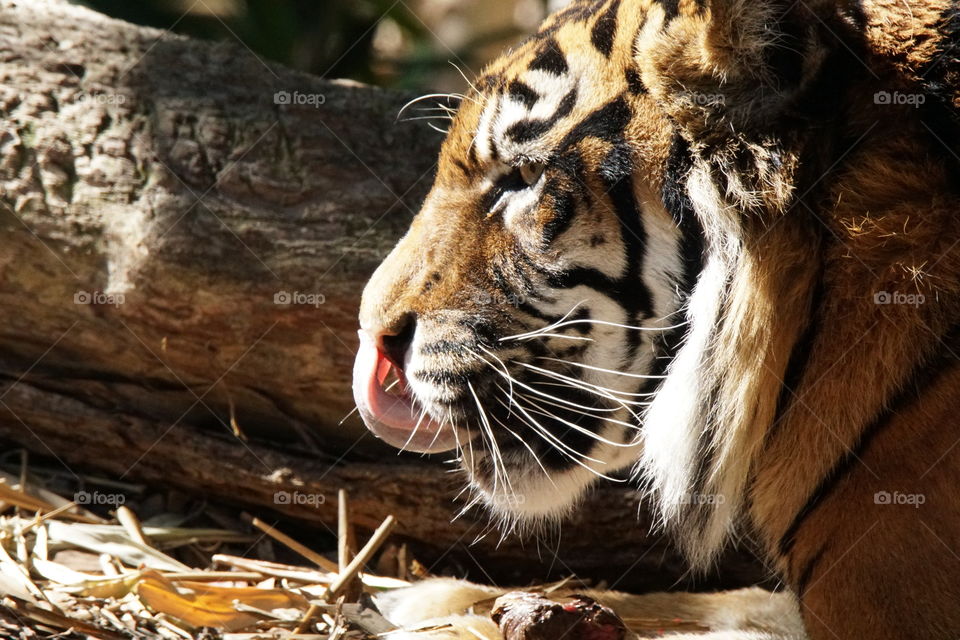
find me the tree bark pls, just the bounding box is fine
[0,0,766,590]
[1,0,444,449]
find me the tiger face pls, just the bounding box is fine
[354,2,699,523]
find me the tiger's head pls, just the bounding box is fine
[353,0,878,546]
[355,4,693,525]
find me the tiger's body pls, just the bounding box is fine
[353,0,960,637]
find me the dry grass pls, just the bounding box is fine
[0,460,406,640]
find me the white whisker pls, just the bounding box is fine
[397,92,467,121]
[504,395,627,482]
[523,390,639,431]
[477,353,631,417]
[513,360,651,410]
[448,61,482,97]
[488,386,557,489]
[495,395,606,467]
[536,356,668,381]
[499,301,589,342]
[468,380,513,497]
[517,393,639,448]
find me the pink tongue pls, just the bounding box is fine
[352,331,456,453]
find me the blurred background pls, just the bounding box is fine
[71,0,573,92]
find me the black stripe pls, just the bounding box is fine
[509,248,543,301]
[662,135,704,296]
[452,159,470,177]
[603,163,652,359]
[653,0,706,19]
[546,267,619,294]
[795,543,828,595]
[529,39,569,75]
[599,141,633,182]
[657,0,679,18]
[506,87,578,143]
[624,68,647,95]
[421,340,472,355]
[778,323,960,556]
[772,265,825,428]
[515,301,560,323]
[507,80,539,108]
[541,185,578,246]
[590,0,621,57]
[558,96,632,149]
[540,150,585,245]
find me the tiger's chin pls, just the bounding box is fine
[460,439,644,530]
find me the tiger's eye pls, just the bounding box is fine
[519,162,545,186]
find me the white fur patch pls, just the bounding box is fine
[638,163,741,564]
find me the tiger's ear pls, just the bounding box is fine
[637,0,838,144]
[635,0,845,217]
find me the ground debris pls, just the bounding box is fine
[0,460,403,640]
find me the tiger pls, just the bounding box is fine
[352,0,960,637]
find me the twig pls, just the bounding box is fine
[116,505,151,547]
[212,554,332,583]
[293,603,321,635]
[17,450,27,516]
[326,515,396,600]
[155,614,194,640]
[337,490,361,601]
[0,480,96,523]
[244,515,339,573]
[163,571,263,582]
[337,490,355,571]
[18,501,77,534]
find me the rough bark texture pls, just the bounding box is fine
[0,0,440,449]
[0,0,767,590]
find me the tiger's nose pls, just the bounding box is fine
[363,313,416,371]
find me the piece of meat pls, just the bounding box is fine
[492,592,626,640]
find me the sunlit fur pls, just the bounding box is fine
[360,0,960,637]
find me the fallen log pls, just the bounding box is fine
[0,0,435,450]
